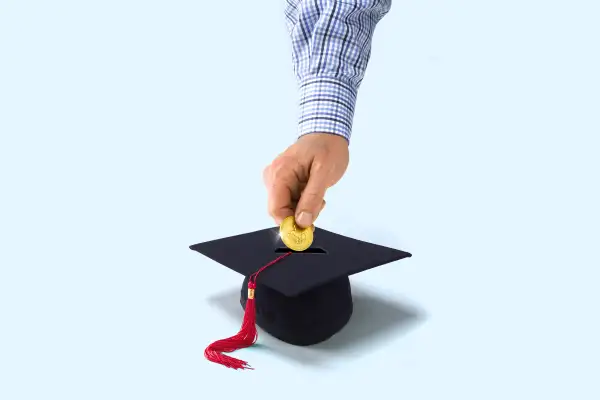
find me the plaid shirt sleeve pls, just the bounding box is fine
[284,0,392,142]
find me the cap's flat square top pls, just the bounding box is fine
[190,227,412,297]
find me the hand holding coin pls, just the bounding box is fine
[263,133,349,229]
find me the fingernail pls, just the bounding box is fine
[296,211,313,228]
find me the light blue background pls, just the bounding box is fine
[1,0,599,399]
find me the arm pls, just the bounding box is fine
[265,1,390,228]
[284,0,392,142]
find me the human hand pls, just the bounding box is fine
[263,133,349,228]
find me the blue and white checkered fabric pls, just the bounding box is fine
[284,0,391,142]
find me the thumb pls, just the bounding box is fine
[295,164,329,228]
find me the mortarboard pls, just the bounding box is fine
[190,226,412,370]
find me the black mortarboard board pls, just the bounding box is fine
[190,226,412,370]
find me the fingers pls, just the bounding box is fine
[265,154,332,228]
[295,162,330,228]
[267,183,294,225]
[264,158,296,225]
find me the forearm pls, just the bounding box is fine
[284,0,391,141]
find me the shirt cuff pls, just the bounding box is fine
[297,76,358,142]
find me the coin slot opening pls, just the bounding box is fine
[275,247,328,254]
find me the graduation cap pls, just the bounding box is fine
[190,226,412,370]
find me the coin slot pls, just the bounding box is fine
[275,247,328,254]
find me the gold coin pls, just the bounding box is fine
[279,216,314,251]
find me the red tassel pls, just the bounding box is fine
[204,252,291,370]
[204,281,258,370]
